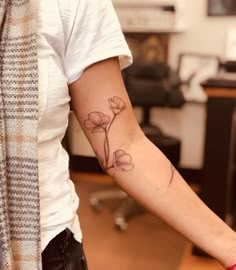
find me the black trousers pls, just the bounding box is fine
[42,228,88,270]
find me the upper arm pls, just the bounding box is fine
[69,57,144,173]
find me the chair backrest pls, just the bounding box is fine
[123,61,185,108]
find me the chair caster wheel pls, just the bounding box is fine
[115,217,128,231]
[89,198,103,212]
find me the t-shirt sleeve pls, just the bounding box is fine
[64,0,133,84]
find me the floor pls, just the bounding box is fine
[179,243,223,270]
[71,172,224,270]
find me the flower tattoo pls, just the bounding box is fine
[113,150,134,172]
[108,96,126,115]
[85,112,110,133]
[84,96,134,172]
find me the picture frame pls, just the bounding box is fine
[177,53,220,102]
[208,0,236,16]
[225,28,236,61]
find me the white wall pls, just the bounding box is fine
[115,0,236,169]
[157,0,236,169]
[169,0,236,68]
[68,0,236,170]
[134,105,207,169]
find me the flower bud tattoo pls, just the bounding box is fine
[108,96,126,115]
[84,96,134,173]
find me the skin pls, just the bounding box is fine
[69,57,236,268]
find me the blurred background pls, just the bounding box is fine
[65,0,236,269]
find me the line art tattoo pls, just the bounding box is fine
[84,96,134,173]
[169,164,176,186]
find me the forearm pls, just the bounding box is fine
[69,57,236,268]
[111,136,236,267]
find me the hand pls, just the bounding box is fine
[227,264,236,270]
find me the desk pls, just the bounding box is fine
[193,79,236,256]
[201,83,236,222]
[193,80,236,255]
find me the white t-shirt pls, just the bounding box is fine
[37,0,132,251]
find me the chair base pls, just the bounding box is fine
[90,189,145,230]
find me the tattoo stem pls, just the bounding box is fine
[107,114,116,134]
[104,131,110,168]
[104,114,116,168]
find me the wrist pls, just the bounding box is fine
[227,264,236,270]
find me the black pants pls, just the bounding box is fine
[42,228,88,270]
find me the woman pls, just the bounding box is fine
[0,0,236,269]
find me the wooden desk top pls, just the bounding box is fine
[204,87,236,98]
[202,76,236,98]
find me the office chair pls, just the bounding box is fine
[90,61,184,230]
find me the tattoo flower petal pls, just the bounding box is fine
[113,150,134,172]
[85,112,110,133]
[108,96,126,115]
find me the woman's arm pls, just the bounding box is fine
[69,57,236,268]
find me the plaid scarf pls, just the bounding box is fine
[0,0,41,269]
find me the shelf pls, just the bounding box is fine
[113,0,185,34]
[112,0,177,6]
[122,27,185,34]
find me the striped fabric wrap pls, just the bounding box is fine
[0,0,41,269]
